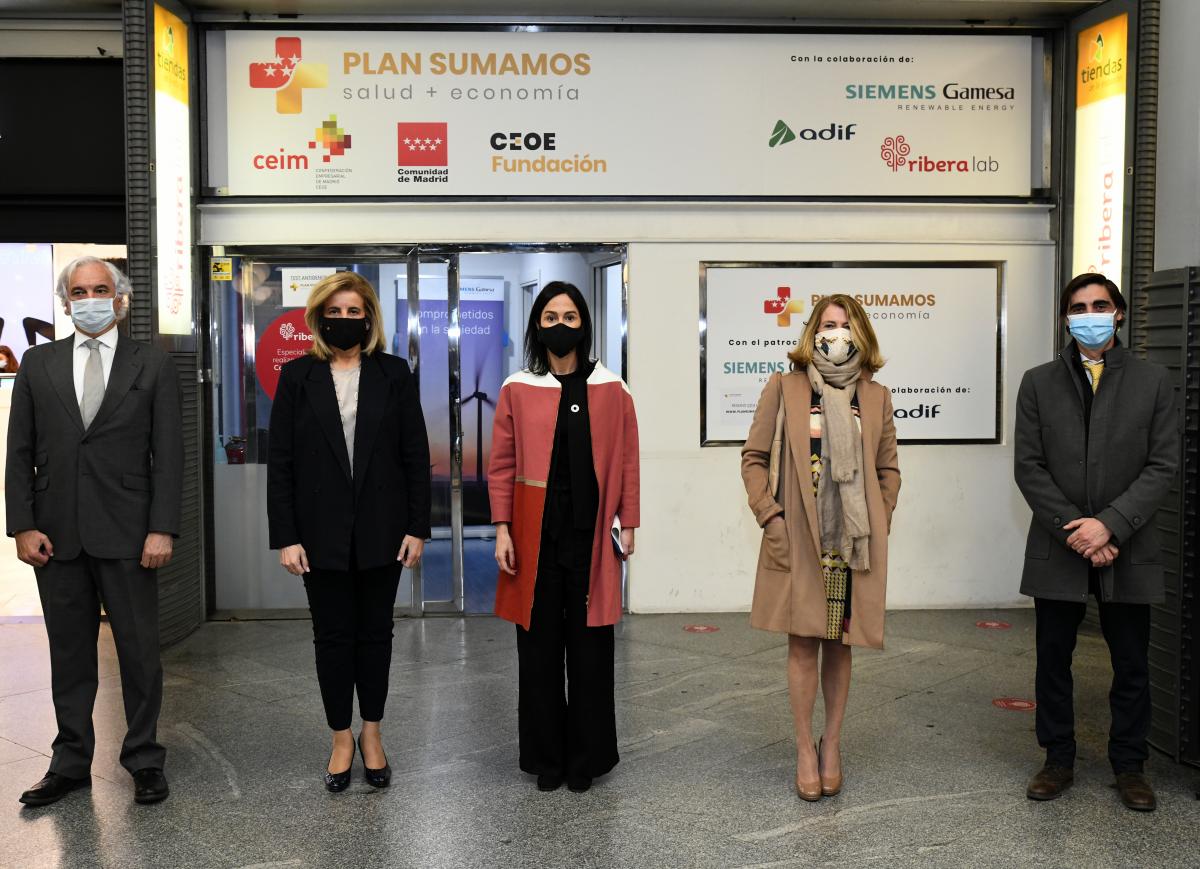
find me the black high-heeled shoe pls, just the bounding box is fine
[357,734,392,789]
[324,739,355,793]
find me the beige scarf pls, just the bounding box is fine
[808,353,871,571]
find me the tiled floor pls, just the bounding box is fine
[0,609,1197,868]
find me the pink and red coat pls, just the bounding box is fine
[487,364,640,629]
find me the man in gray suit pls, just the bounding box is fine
[1015,273,1178,812]
[5,257,183,806]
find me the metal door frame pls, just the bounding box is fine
[208,242,626,619]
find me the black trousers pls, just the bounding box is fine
[36,553,165,777]
[303,561,402,731]
[516,537,618,782]
[1034,579,1151,774]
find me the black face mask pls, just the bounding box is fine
[538,323,584,359]
[320,316,369,351]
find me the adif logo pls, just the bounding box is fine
[279,322,296,339]
[769,120,857,148]
[250,36,328,114]
[1093,32,1105,63]
[764,287,805,327]
[881,135,911,171]
[309,114,351,163]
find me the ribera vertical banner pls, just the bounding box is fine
[1070,13,1128,283]
[153,4,193,335]
[219,31,1032,197]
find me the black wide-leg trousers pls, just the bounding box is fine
[36,553,165,778]
[303,561,402,731]
[516,541,618,782]
[1034,580,1151,774]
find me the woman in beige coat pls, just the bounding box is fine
[741,293,900,801]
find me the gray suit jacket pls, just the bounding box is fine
[5,334,184,560]
[1014,343,1178,603]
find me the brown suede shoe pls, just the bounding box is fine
[1114,772,1157,812]
[1026,765,1074,800]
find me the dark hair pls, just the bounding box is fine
[523,281,593,376]
[1059,273,1126,317]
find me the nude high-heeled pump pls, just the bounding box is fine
[796,742,822,802]
[818,736,843,797]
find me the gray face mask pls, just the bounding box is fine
[71,297,116,333]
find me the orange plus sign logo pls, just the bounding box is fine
[764,286,805,327]
[249,36,327,114]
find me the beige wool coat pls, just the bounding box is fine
[740,370,901,649]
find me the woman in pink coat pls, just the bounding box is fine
[488,281,640,793]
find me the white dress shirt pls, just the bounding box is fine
[73,328,119,404]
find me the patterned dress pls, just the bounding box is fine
[810,396,861,640]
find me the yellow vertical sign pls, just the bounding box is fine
[154,6,189,104]
[153,5,193,336]
[1071,13,1128,282]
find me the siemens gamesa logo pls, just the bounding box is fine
[846,83,1016,102]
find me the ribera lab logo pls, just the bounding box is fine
[880,134,999,175]
[309,114,351,163]
[768,120,857,147]
[250,36,328,114]
[764,287,805,327]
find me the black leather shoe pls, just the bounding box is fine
[325,741,355,793]
[1026,765,1074,800]
[357,735,391,789]
[567,777,592,793]
[1115,772,1157,812]
[19,773,91,806]
[536,774,563,791]
[132,768,169,804]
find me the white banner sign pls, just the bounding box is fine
[220,30,1032,197]
[154,5,193,335]
[702,263,1000,444]
[281,266,338,307]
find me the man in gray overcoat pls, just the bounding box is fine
[5,257,183,807]
[1014,273,1178,812]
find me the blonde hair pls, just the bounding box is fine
[304,271,387,360]
[787,293,885,372]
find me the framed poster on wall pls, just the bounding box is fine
[700,262,1003,446]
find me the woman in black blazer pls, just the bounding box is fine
[267,271,431,793]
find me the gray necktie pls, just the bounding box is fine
[80,339,104,428]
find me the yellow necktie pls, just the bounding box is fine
[1083,359,1104,394]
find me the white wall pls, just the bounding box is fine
[201,201,1055,611]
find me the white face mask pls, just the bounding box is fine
[71,297,116,334]
[815,327,855,365]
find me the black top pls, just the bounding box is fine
[543,361,599,569]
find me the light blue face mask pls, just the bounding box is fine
[1067,312,1116,350]
[70,297,116,334]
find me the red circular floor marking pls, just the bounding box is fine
[976,620,1013,630]
[683,625,720,633]
[993,697,1036,711]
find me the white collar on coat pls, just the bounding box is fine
[503,362,628,392]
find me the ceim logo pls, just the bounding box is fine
[764,287,805,327]
[881,135,911,171]
[309,114,351,163]
[249,36,327,114]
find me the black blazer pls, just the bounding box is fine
[4,335,184,560]
[267,352,431,571]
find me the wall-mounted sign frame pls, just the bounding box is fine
[700,261,1003,447]
[212,29,1034,199]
